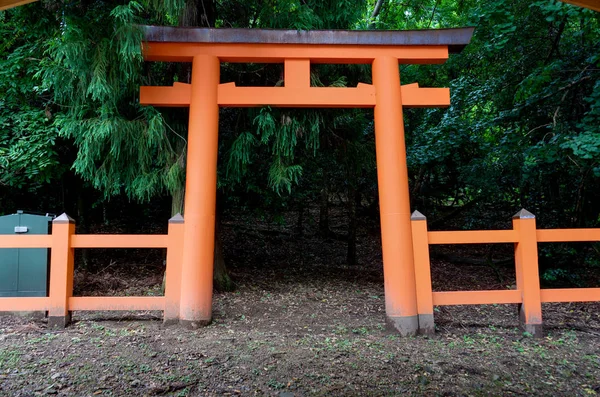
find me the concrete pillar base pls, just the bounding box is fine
[520,306,543,338]
[48,314,71,329]
[521,322,543,338]
[163,318,179,327]
[386,315,418,336]
[180,319,211,329]
[418,314,435,335]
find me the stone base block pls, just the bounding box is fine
[519,306,543,338]
[521,322,543,338]
[48,314,71,329]
[386,315,419,337]
[163,318,179,327]
[418,314,435,336]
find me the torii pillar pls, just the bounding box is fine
[372,56,419,333]
[178,54,220,327]
[140,26,473,335]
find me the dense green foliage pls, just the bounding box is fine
[1,0,600,279]
[0,6,63,189]
[407,1,600,230]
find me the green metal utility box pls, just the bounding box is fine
[0,211,53,297]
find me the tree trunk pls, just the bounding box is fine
[347,184,359,267]
[166,0,233,292]
[319,169,330,237]
[368,0,385,28]
[180,0,215,28]
[76,182,89,270]
[296,202,304,236]
[171,186,185,216]
[213,213,234,291]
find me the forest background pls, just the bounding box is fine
[1,0,600,290]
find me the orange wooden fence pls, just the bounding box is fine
[2,209,599,335]
[411,209,600,337]
[0,213,184,328]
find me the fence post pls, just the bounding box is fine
[513,209,543,337]
[411,211,435,335]
[48,213,75,328]
[164,213,184,324]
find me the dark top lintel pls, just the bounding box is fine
[142,26,474,54]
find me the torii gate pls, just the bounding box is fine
[140,26,473,335]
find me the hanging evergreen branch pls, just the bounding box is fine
[40,1,182,201]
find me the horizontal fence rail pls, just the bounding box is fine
[0,297,50,311]
[411,209,600,337]
[432,290,522,306]
[68,297,166,311]
[428,230,518,244]
[0,235,52,248]
[0,213,184,328]
[70,234,169,248]
[537,229,600,242]
[541,288,600,303]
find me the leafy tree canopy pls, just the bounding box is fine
[0,0,599,234]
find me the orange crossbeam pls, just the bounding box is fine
[0,0,37,11]
[0,297,49,311]
[0,234,52,248]
[69,296,165,311]
[432,290,522,306]
[400,83,450,107]
[560,0,600,12]
[138,82,191,107]
[218,82,377,108]
[428,230,518,244]
[71,234,168,248]
[143,43,449,64]
[140,82,449,108]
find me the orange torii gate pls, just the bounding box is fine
[140,26,473,335]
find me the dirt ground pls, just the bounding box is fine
[1,208,600,396]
